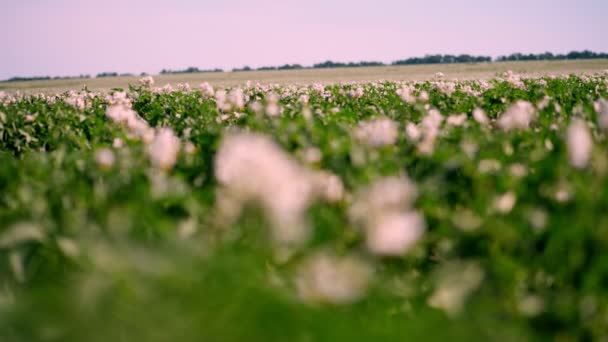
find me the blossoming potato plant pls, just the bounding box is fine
[1,72,608,341]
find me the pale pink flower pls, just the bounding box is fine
[567,119,593,169]
[147,128,181,170]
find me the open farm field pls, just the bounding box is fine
[2,59,608,93]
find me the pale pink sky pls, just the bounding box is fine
[1,0,607,79]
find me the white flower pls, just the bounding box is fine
[354,117,399,147]
[417,109,444,155]
[147,128,180,170]
[302,147,322,164]
[396,85,416,104]
[366,211,425,256]
[503,70,525,89]
[428,262,484,316]
[25,113,37,122]
[350,176,425,256]
[296,252,372,305]
[497,100,536,131]
[472,108,489,125]
[350,176,418,218]
[436,81,456,96]
[446,113,467,126]
[95,148,115,169]
[112,137,124,149]
[405,122,422,141]
[228,88,245,109]
[529,208,548,233]
[200,82,215,97]
[493,191,517,214]
[215,90,229,111]
[177,83,191,91]
[106,104,136,123]
[215,132,316,245]
[0,222,45,248]
[518,294,544,317]
[567,119,593,169]
[418,91,430,102]
[350,87,364,98]
[312,171,344,202]
[265,93,281,117]
[139,76,154,88]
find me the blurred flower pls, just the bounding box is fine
[405,122,422,142]
[417,109,444,155]
[498,100,536,131]
[200,82,215,97]
[366,211,425,255]
[428,261,484,316]
[147,128,180,170]
[95,148,115,169]
[215,132,316,245]
[296,251,372,305]
[350,176,425,256]
[354,117,399,147]
[529,208,548,233]
[493,191,517,214]
[517,294,544,317]
[228,88,245,109]
[446,113,467,126]
[472,108,489,125]
[567,119,593,169]
[418,91,430,102]
[265,93,281,117]
[112,137,124,149]
[396,85,416,104]
[139,76,154,88]
[0,222,45,249]
[25,113,37,122]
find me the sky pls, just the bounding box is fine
[1,0,607,80]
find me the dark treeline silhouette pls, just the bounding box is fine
[232,61,384,72]
[96,72,136,78]
[230,50,607,73]
[3,50,608,82]
[392,54,491,65]
[496,50,608,62]
[231,66,252,72]
[160,67,224,75]
[313,61,385,68]
[256,64,305,71]
[3,74,91,83]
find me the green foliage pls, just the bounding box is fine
[0,74,607,341]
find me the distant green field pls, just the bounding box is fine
[2,59,608,93]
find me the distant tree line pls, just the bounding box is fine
[3,50,608,82]
[312,61,385,68]
[2,74,91,83]
[495,50,608,62]
[228,50,607,72]
[232,61,383,72]
[160,67,224,74]
[255,64,305,71]
[392,54,491,65]
[96,72,137,78]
